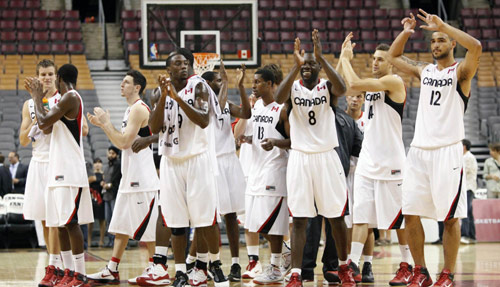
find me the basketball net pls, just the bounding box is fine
[193,52,220,75]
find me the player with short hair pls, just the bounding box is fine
[26,63,94,287]
[339,34,412,285]
[149,50,228,287]
[387,9,482,287]
[86,70,160,285]
[275,30,356,287]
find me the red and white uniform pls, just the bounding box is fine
[287,79,347,218]
[45,90,93,227]
[403,63,468,221]
[345,112,363,228]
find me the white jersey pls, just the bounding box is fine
[355,112,365,132]
[159,75,216,159]
[47,90,88,187]
[215,102,236,156]
[247,100,288,196]
[239,100,264,177]
[412,62,468,149]
[28,92,61,161]
[356,77,406,180]
[290,79,338,153]
[119,100,160,193]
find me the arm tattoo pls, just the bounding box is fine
[401,56,427,67]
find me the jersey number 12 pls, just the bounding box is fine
[430,90,441,106]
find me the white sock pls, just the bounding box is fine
[186,255,196,264]
[350,242,364,266]
[270,253,281,267]
[108,257,120,272]
[155,246,168,256]
[49,254,63,269]
[399,245,412,263]
[232,257,239,265]
[197,253,209,263]
[73,253,86,275]
[175,263,187,273]
[61,250,74,271]
[339,259,347,265]
[247,245,259,257]
[290,268,301,275]
[363,255,373,264]
[209,252,220,263]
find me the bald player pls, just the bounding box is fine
[387,9,481,287]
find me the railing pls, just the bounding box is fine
[438,0,448,22]
[98,0,109,70]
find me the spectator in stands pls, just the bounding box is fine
[461,139,477,244]
[484,142,500,199]
[8,151,28,194]
[0,153,12,197]
[102,146,121,247]
[89,157,106,248]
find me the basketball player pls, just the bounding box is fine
[149,51,228,287]
[275,30,356,287]
[86,70,160,285]
[238,68,291,284]
[199,63,250,282]
[25,64,93,287]
[387,10,481,287]
[339,34,412,285]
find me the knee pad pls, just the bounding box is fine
[171,227,186,236]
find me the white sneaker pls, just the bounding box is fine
[253,265,284,284]
[280,252,291,275]
[87,266,120,285]
[136,263,171,286]
[128,265,152,285]
[242,260,263,279]
[188,267,208,287]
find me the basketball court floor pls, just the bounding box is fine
[1,243,499,286]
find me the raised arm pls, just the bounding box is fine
[25,77,78,130]
[149,75,168,134]
[19,100,35,147]
[417,9,481,94]
[229,65,251,119]
[217,60,229,110]
[275,38,304,104]
[387,13,429,79]
[313,29,346,97]
[87,104,149,150]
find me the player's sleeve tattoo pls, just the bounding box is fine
[401,56,427,68]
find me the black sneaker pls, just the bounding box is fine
[172,271,189,287]
[228,263,241,282]
[349,260,362,283]
[361,262,374,283]
[209,260,229,287]
[187,262,195,277]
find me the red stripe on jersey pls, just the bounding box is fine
[445,168,463,221]
[66,187,83,225]
[133,197,155,240]
[77,95,82,139]
[212,209,218,226]
[258,197,284,233]
[388,209,403,229]
[341,189,349,216]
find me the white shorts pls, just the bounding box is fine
[402,142,467,221]
[345,169,355,228]
[23,159,49,221]
[353,175,404,229]
[159,152,218,228]
[45,186,94,227]
[287,149,348,218]
[244,195,289,236]
[216,152,246,215]
[108,191,158,242]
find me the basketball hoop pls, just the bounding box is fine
[193,52,220,75]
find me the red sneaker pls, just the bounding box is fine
[408,265,432,287]
[55,269,74,287]
[348,260,361,283]
[389,262,413,286]
[55,268,64,284]
[433,269,454,287]
[39,265,59,287]
[65,272,90,287]
[285,272,303,287]
[338,264,356,287]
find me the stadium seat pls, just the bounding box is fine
[329,10,343,20]
[359,9,373,18]
[274,0,287,9]
[0,20,15,30]
[65,20,81,31]
[48,10,64,20]
[299,10,313,19]
[288,0,302,9]
[126,42,139,54]
[364,42,378,52]
[3,195,37,249]
[64,10,79,21]
[463,18,478,28]
[264,31,279,41]
[50,43,67,54]
[327,20,342,30]
[460,8,474,18]
[124,31,140,41]
[233,31,248,41]
[389,9,404,19]
[466,29,481,39]
[359,19,374,30]
[494,18,500,28]
[66,31,83,42]
[313,10,328,19]
[258,10,268,19]
[121,10,136,20]
[18,43,34,54]
[16,20,32,30]
[332,0,346,9]
[16,10,33,19]
[1,10,17,19]
[475,8,491,18]
[342,19,358,30]
[50,31,66,42]
[48,20,65,31]
[360,30,376,41]
[122,20,138,31]
[374,9,387,18]
[485,41,500,51]
[311,20,326,30]
[32,20,48,31]
[67,43,84,54]
[328,31,343,41]
[34,43,50,54]
[232,20,248,30]
[412,41,428,52]
[1,43,17,54]
[0,0,7,9]
[390,19,403,29]
[364,0,378,8]
[374,19,390,29]
[482,29,498,39]
[295,20,310,31]
[1,31,16,42]
[17,31,32,42]
[25,0,40,9]
[259,0,273,9]
[33,31,49,41]
[221,42,236,54]
[376,30,392,41]
[348,0,363,8]
[9,0,24,9]
[279,20,293,30]
[493,8,500,17]
[344,9,358,19]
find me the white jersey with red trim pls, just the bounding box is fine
[247,100,288,196]
[119,99,160,193]
[28,92,61,161]
[289,79,338,153]
[47,90,88,187]
[356,76,406,180]
[215,102,236,156]
[412,62,468,149]
[159,75,217,159]
[355,111,365,133]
